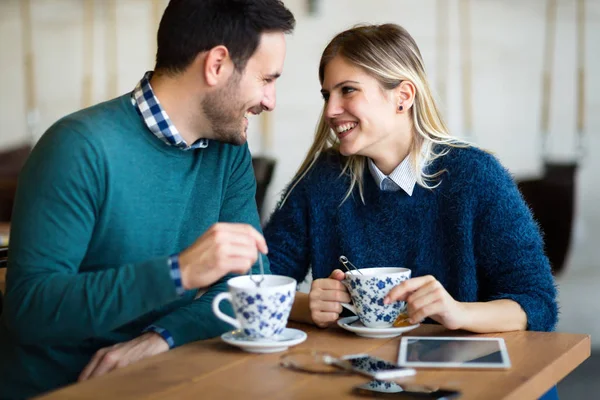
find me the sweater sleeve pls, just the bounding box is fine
[146,144,270,346]
[472,153,558,332]
[263,175,311,284]
[4,125,179,345]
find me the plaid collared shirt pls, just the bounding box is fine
[131,72,201,348]
[131,71,208,150]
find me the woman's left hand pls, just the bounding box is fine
[384,275,465,330]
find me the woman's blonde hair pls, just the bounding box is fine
[283,23,466,205]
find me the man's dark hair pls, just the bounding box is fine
[155,0,295,74]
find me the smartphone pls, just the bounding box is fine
[353,380,461,399]
[336,354,416,380]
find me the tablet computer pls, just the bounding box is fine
[398,337,511,369]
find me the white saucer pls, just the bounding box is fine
[221,328,307,353]
[337,316,420,339]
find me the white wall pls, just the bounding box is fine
[1,0,599,345]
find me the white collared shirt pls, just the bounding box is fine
[368,156,417,195]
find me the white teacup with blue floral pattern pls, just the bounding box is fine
[342,267,411,329]
[212,275,296,340]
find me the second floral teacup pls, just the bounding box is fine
[341,267,411,328]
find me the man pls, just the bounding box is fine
[0,0,295,397]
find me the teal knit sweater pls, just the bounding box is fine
[264,148,557,332]
[0,95,268,398]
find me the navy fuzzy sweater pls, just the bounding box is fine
[264,146,558,332]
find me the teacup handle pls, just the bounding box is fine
[212,292,241,329]
[341,302,357,315]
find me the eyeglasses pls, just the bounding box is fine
[280,350,458,396]
[279,350,353,375]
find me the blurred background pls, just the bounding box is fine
[0,0,598,397]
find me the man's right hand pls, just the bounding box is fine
[308,269,351,328]
[178,223,268,289]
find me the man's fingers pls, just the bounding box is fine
[212,223,268,254]
[248,228,269,255]
[218,242,258,263]
[78,348,110,381]
[219,232,255,249]
[88,351,120,379]
[225,256,256,274]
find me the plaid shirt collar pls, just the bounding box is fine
[131,71,208,150]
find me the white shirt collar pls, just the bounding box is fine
[368,156,417,196]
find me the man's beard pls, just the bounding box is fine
[202,71,247,146]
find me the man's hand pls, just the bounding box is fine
[308,269,351,328]
[179,223,268,290]
[78,332,169,381]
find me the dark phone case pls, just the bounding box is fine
[353,387,461,399]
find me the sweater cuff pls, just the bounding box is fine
[490,293,557,332]
[168,254,185,296]
[144,325,175,348]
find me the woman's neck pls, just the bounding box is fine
[369,135,412,175]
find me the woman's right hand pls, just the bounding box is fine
[308,269,351,328]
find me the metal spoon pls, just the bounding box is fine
[249,251,265,287]
[339,255,364,275]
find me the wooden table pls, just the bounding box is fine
[37,323,590,400]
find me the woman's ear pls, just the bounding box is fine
[395,80,416,112]
[202,45,233,87]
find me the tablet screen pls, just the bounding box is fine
[398,337,511,369]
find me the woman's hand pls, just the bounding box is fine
[308,269,351,328]
[384,275,466,330]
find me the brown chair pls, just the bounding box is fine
[518,162,577,276]
[252,157,276,220]
[0,246,6,314]
[0,144,32,222]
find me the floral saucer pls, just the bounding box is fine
[221,328,307,353]
[337,316,419,339]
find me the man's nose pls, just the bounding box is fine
[261,85,276,112]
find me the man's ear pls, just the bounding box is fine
[203,45,233,87]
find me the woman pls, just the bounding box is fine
[264,24,557,335]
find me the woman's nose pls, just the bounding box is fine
[325,97,343,119]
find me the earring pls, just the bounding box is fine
[398,105,404,111]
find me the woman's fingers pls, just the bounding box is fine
[308,279,352,327]
[406,280,445,310]
[309,288,351,309]
[384,275,436,304]
[312,277,347,292]
[408,299,444,324]
[329,269,346,281]
[310,298,344,314]
[312,311,340,328]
